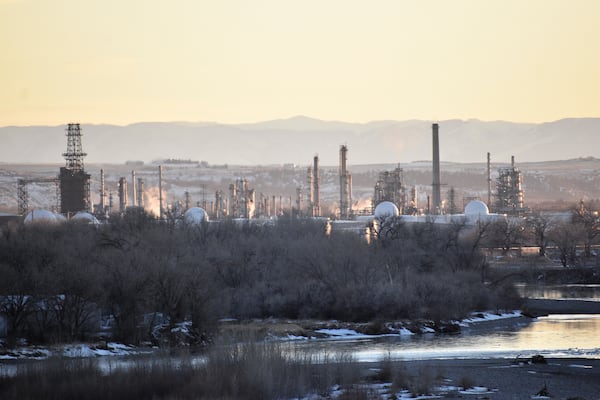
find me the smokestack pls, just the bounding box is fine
[100,169,106,211]
[487,152,492,209]
[511,155,515,168]
[137,178,144,209]
[118,177,127,213]
[131,170,136,207]
[158,165,163,220]
[339,145,351,219]
[431,123,441,214]
[313,155,321,217]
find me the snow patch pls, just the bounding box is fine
[458,386,496,394]
[460,310,522,326]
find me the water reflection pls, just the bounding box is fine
[516,284,600,301]
[291,314,600,361]
[2,315,599,378]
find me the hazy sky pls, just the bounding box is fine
[1,0,599,126]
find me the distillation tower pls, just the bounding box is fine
[118,177,128,213]
[372,165,406,213]
[229,178,256,219]
[307,155,321,217]
[339,145,352,219]
[59,123,91,215]
[495,156,527,216]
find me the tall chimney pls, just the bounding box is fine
[511,155,515,168]
[431,123,441,214]
[137,178,144,209]
[118,177,127,213]
[158,165,164,220]
[339,145,351,219]
[487,152,492,209]
[100,169,106,212]
[131,170,136,207]
[313,155,321,217]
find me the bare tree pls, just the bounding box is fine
[572,200,600,258]
[548,222,584,267]
[525,212,551,257]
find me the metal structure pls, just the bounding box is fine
[59,123,91,215]
[295,187,303,216]
[487,152,492,209]
[99,169,106,213]
[495,155,527,216]
[339,145,352,219]
[137,178,144,209]
[17,178,60,215]
[118,177,128,213]
[131,170,137,207]
[228,178,255,219]
[372,165,406,213]
[404,185,419,215]
[214,190,226,219]
[158,165,164,220]
[447,187,458,215]
[307,155,321,217]
[431,123,441,214]
[184,191,191,211]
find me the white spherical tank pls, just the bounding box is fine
[183,207,209,224]
[24,209,57,224]
[71,212,100,224]
[374,201,400,219]
[464,200,490,216]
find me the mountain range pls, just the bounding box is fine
[1,116,599,166]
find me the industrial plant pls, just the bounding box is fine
[7,121,541,230]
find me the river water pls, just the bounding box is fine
[298,284,600,362]
[516,283,600,301]
[291,314,600,362]
[1,286,599,377]
[288,284,600,361]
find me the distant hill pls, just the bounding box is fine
[1,117,599,166]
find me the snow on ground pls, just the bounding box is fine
[0,342,145,360]
[0,347,51,360]
[292,380,501,400]
[459,310,522,326]
[458,386,497,395]
[313,327,414,341]
[63,342,139,358]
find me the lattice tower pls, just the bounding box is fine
[63,123,87,172]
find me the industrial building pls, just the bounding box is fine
[372,166,406,214]
[229,178,255,219]
[59,123,91,215]
[9,121,536,232]
[495,156,527,216]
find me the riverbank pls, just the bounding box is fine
[383,357,600,399]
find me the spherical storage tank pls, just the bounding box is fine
[183,207,209,225]
[464,200,490,216]
[71,212,100,224]
[23,209,58,224]
[374,201,400,220]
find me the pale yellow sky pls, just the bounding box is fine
[1,0,598,126]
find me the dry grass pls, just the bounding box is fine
[0,339,362,400]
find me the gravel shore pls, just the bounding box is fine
[393,357,600,399]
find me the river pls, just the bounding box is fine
[2,285,599,377]
[290,314,600,362]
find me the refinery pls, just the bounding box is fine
[3,122,539,232]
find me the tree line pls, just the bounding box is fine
[2,204,596,345]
